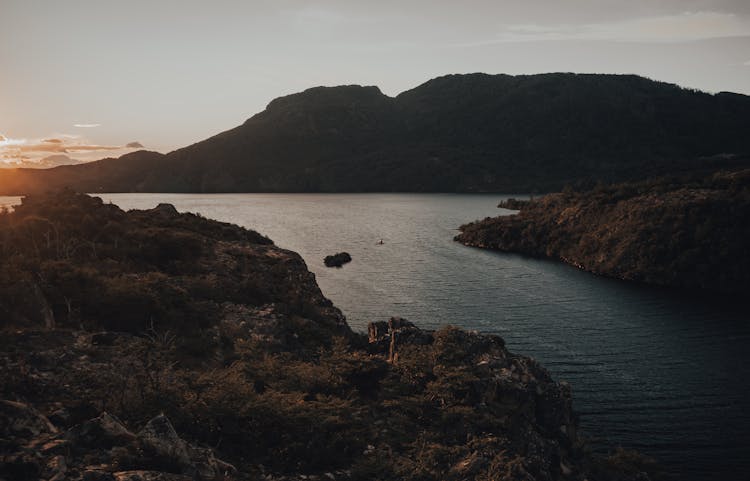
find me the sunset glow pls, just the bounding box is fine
[0,133,144,168]
[1,0,748,165]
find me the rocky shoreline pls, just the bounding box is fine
[456,169,750,294]
[1,191,658,480]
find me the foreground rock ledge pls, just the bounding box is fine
[0,192,658,480]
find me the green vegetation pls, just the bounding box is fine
[457,169,750,293]
[1,73,749,194]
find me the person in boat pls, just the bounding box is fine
[377,239,384,245]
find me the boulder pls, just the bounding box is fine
[135,413,236,479]
[149,203,180,218]
[136,414,192,470]
[68,412,135,448]
[188,446,237,480]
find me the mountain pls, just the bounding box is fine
[2,73,750,194]
[456,168,750,293]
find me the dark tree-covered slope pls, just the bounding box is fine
[2,73,750,194]
[456,169,750,293]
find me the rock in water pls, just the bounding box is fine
[324,252,352,267]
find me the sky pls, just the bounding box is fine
[1,0,749,167]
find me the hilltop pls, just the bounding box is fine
[1,73,749,194]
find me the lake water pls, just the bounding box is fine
[7,193,750,479]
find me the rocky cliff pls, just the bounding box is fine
[456,169,750,294]
[0,192,658,480]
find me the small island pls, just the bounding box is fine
[0,191,658,481]
[456,168,750,294]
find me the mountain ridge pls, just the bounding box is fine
[2,72,749,194]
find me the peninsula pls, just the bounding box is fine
[456,169,750,294]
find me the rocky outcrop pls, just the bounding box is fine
[367,317,432,362]
[0,190,349,345]
[365,321,586,481]
[0,324,657,481]
[457,169,750,294]
[149,203,180,218]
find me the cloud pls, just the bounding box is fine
[744,60,750,66]
[10,138,121,155]
[1,153,30,161]
[0,134,134,168]
[0,135,27,148]
[126,141,144,148]
[59,144,122,152]
[0,154,83,169]
[36,154,81,168]
[462,11,750,46]
[73,123,101,128]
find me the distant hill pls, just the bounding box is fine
[2,73,750,194]
[0,150,166,195]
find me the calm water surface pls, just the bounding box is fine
[9,193,750,480]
